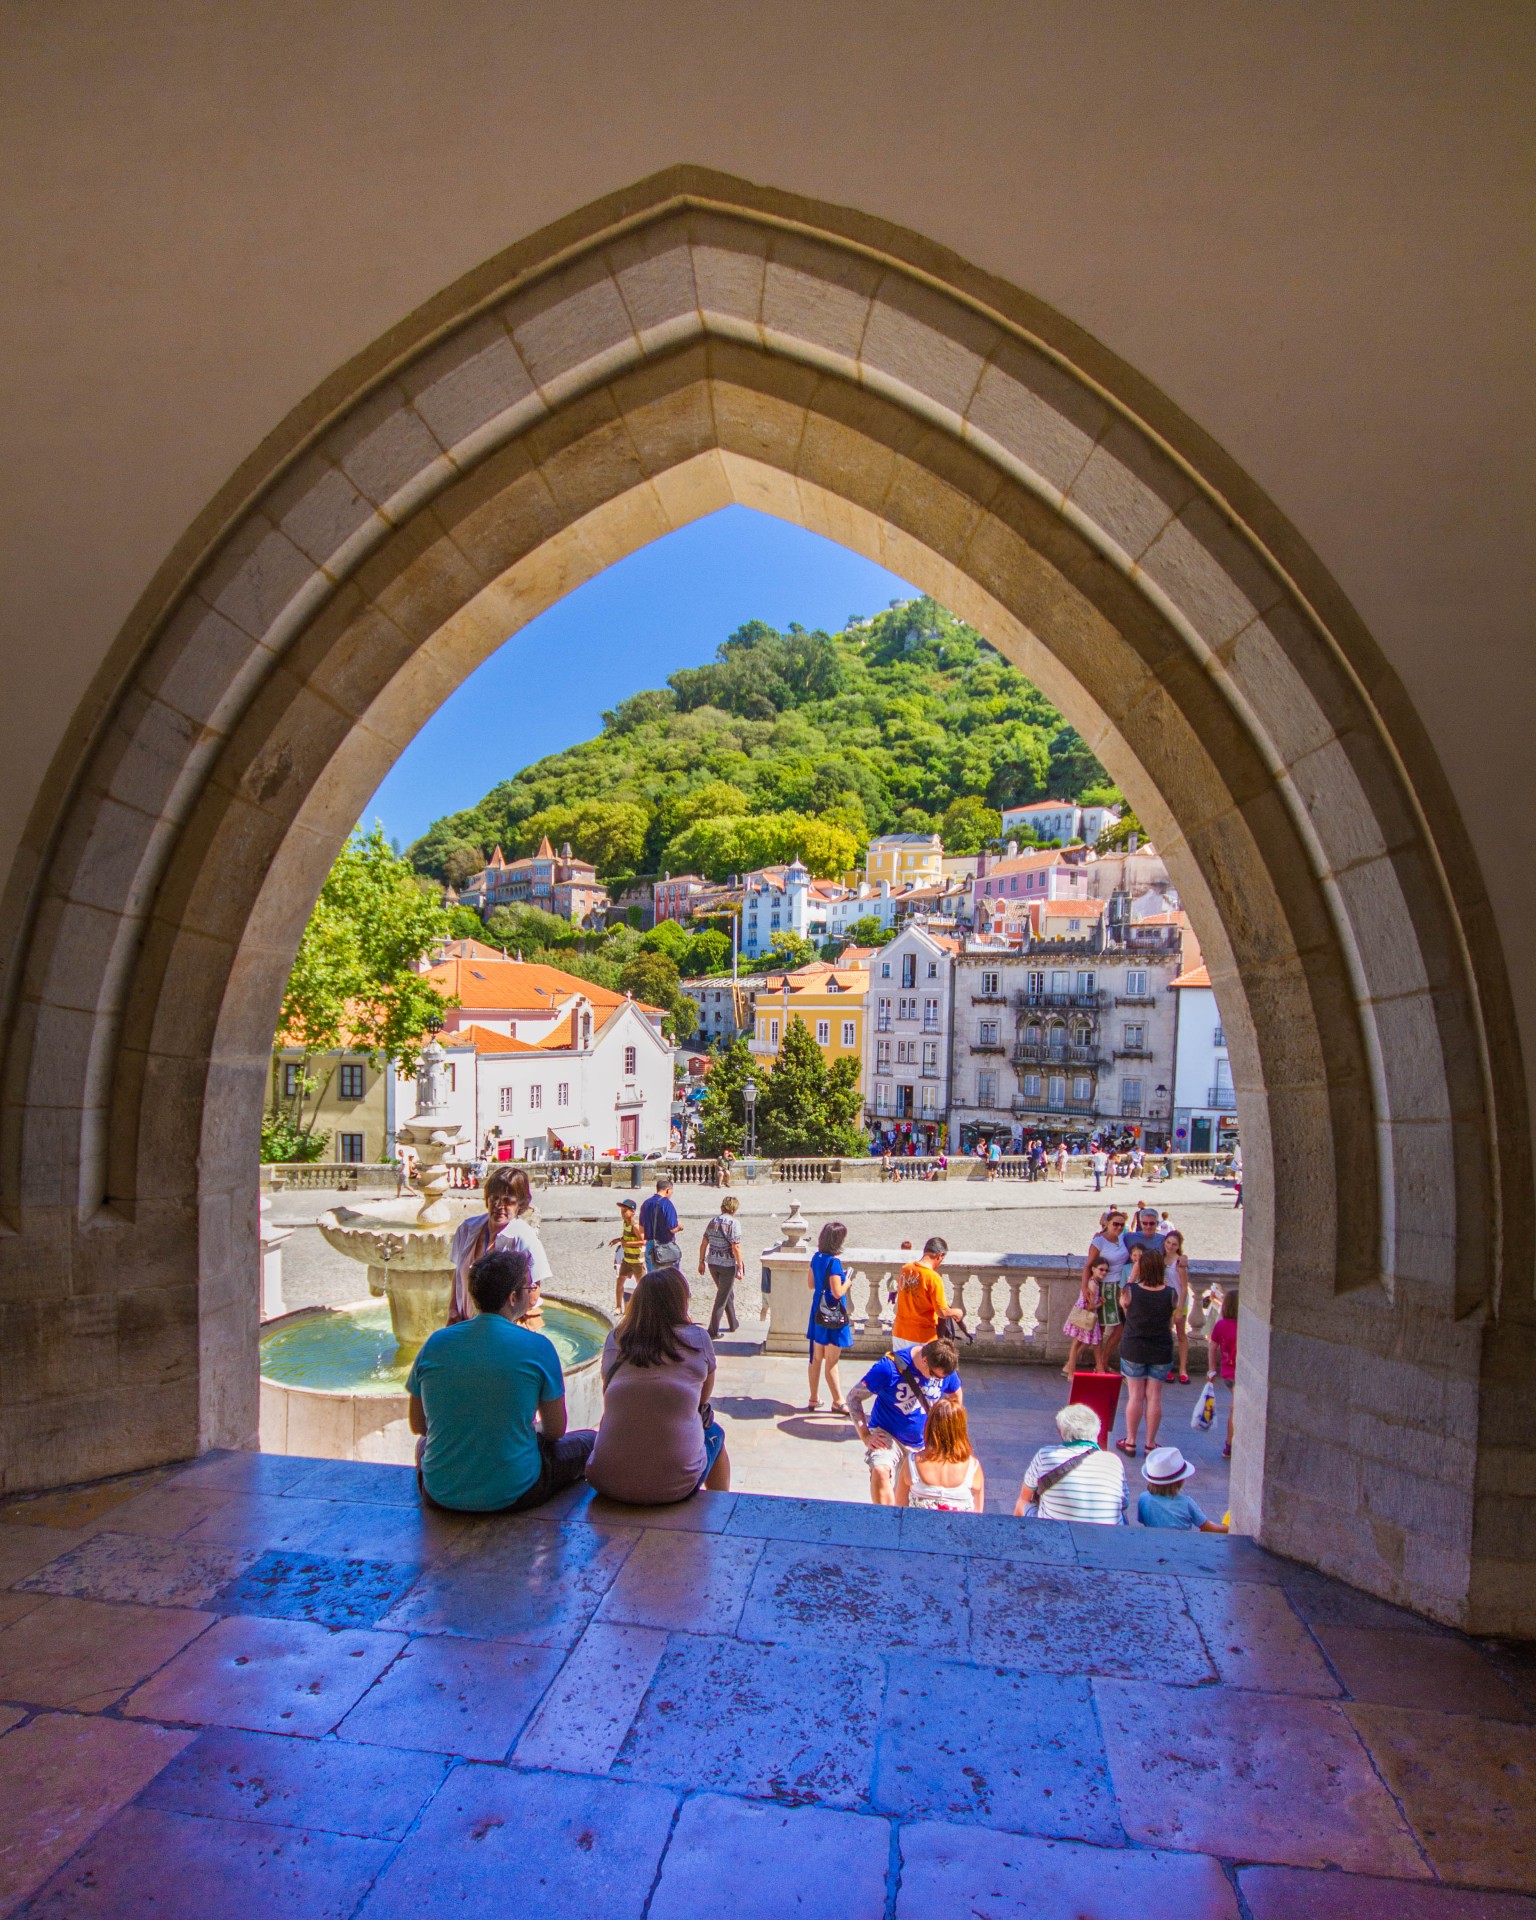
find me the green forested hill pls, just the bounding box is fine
[408,597,1116,886]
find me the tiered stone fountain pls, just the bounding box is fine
[258,1036,609,1461]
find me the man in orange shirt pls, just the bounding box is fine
[892,1236,967,1353]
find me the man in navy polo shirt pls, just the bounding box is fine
[847,1338,962,1507]
[638,1178,679,1267]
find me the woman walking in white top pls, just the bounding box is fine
[900,1400,985,1514]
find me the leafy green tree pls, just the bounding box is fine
[682,927,731,976]
[696,1035,758,1156]
[1095,810,1145,853]
[939,794,1003,856]
[639,917,692,962]
[442,904,490,940]
[619,950,697,1043]
[270,826,454,1157]
[485,904,580,952]
[441,842,485,889]
[842,915,887,947]
[766,931,817,970]
[756,1018,866,1156]
[520,798,650,877]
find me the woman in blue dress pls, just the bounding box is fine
[806,1221,853,1414]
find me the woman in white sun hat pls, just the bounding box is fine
[1136,1446,1228,1532]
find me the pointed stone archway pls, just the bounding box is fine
[0,169,1527,1633]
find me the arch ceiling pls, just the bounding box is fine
[1,170,1527,1632]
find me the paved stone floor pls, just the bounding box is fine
[2,1452,1533,1916]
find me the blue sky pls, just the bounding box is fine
[361,507,918,850]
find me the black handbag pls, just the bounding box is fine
[813,1262,851,1330]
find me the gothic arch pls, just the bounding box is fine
[1,168,1525,1629]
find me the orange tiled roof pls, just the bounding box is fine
[979,850,1081,878]
[1040,897,1108,916]
[424,956,626,1013]
[1171,963,1212,989]
[451,1023,539,1054]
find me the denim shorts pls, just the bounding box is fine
[697,1419,727,1488]
[1120,1358,1175,1382]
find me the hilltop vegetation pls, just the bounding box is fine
[409,598,1117,887]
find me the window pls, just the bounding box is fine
[977,1071,998,1106]
[1048,1026,1066,1054]
[1213,1023,1225,1048]
[923,997,940,1030]
[1126,969,1149,997]
[922,1040,939,1075]
[876,998,891,1031]
[445,1064,457,1091]
[529,1085,543,1110]
[1121,1078,1144,1115]
[896,1039,915,1064]
[1073,1075,1093,1101]
[1076,971,1096,995]
[979,1021,999,1046]
[901,953,916,988]
[769,1018,780,1046]
[1123,1023,1145,1050]
[1048,1076,1066,1109]
[881,962,891,979]
[981,970,999,995]
[815,1020,831,1045]
[1051,971,1070,995]
[624,1046,637,1074]
[1024,1072,1042,1098]
[1027,971,1045,995]
[499,1086,516,1114]
[339,1132,365,1163]
[338,1063,364,1101]
[842,1020,856,1047]
[921,1082,937,1111]
[876,1039,891,1070]
[282,1063,302,1097]
[557,1082,569,1107]
[926,961,938,979]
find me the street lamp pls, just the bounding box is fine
[742,1077,758,1159]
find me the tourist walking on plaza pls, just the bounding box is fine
[1138,1446,1226,1531]
[698,1192,745,1337]
[639,1178,679,1266]
[1015,1401,1126,1522]
[585,1268,729,1503]
[901,1399,985,1513]
[1054,1141,1068,1181]
[410,1249,594,1513]
[893,1236,966,1351]
[1163,1227,1192,1382]
[1091,1143,1107,1190]
[1208,1288,1238,1457]
[448,1164,554,1324]
[806,1221,853,1413]
[1062,1254,1109,1376]
[848,1338,962,1506]
[1116,1244,1179,1458]
[609,1198,646,1313]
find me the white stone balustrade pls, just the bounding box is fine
[762,1246,1240,1366]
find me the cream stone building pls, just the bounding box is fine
[0,5,1531,1663]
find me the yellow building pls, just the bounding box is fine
[750,963,870,1069]
[864,832,943,889]
[269,1047,391,1163]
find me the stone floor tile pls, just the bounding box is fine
[1240,1864,1536,1919]
[583,1489,738,1533]
[167,1451,323,1496]
[124,1614,405,1737]
[213,1550,422,1630]
[894,1820,1240,1918]
[1179,1579,1340,1694]
[17,1532,257,1609]
[1070,1523,1284,1582]
[296,1500,469,1565]
[180,1493,342,1554]
[1482,1641,1536,1719]
[141,1726,447,1839]
[0,1526,96,1589]
[969,1561,1214,1681]
[0,1591,46,1629]
[724,1494,906,1549]
[377,1517,637,1647]
[1317,1626,1528,1719]
[0,1596,212,1711]
[899,1505,1076,1562]
[595,1527,764,1635]
[513,1622,668,1772]
[355,1764,676,1920]
[280,1460,419,1507]
[738,1540,970,1655]
[1279,1562,1454,1636]
[0,1702,24,1735]
[613,1631,884,1808]
[92,1484,234,1541]
[649,1792,892,1920]
[1096,1678,1429,1875]
[0,1470,169,1534]
[20,1802,393,1919]
[0,1711,193,1915]
[1348,1705,1536,1891]
[873,1662,1120,1842]
[336,1633,565,1759]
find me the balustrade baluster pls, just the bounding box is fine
[1002,1273,1026,1343]
[975,1275,997,1342]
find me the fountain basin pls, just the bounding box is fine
[259,1294,611,1464]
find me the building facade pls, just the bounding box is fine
[269,1047,391,1163]
[999,799,1121,845]
[652,873,710,923]
[950,936,1180,1147]
[679,972,765,1045]
[865,832,944,888]
[1170,964,1239,1155]
[864,924,958,1141]
[971,848,1091,933]
[740,860,812,957]
[749,962,868,1071]
[465,837,608,925]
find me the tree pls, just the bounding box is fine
[756,1018,866,1156]
[270,826,454,1157]
[682,926,731,976]
[441,842,484,889]
[619,949,697,1043]
[766,931,817,970]
[695,1035,758,1157]
[939,794,1002,856]
[842,915,887,948]
[1096,810,1145,853]
[639,917,692,963]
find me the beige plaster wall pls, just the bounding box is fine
[0,6,1530,1188]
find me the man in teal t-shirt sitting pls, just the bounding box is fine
[408,1248,595,1512]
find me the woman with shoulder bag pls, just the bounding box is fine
[698,1193,744,1337]
[805,1220,853,1414]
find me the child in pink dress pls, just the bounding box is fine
[1062,1256,1108,1375]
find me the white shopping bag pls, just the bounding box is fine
[1191,1379,1216,1431]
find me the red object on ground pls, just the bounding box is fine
[1069,1371,1123,1449]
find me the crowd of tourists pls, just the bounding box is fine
[405,1166,1237,1530]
